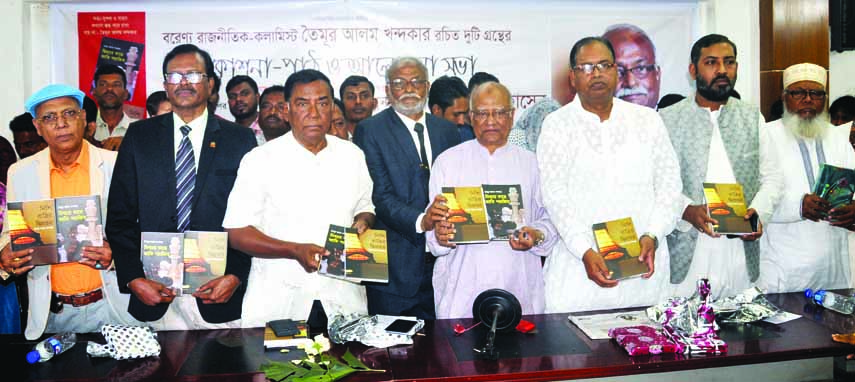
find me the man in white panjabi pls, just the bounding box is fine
[759,63,855,293]
[222,70,375,327]
[659,34,783,300]
[538,37,684,313]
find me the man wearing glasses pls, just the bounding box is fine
[759,63,854,293]
[659,34,783,300]
[425,82,558,319]
[353,57,460,319]
[538,37,683,313]
[603,24,661,109]
[108,44,256,329]
[0,84,140,339]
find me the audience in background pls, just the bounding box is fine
[8,113,47,159]
[145,90,171,117]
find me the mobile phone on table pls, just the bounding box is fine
[384,319,418,334]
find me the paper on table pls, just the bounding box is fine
[568,310,657,340]
[762,311,801,325]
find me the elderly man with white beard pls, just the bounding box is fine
[759,63,855,293]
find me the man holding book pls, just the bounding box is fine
[538,37,683,312]
[222,69,375,328]
[426,82,558,319]
[758,63,854,293]
[659,34,783,299]
[0,84,140,339]
[108,44,256,330]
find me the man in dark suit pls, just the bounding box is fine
[107,44,256,329]
[353,57,461,319]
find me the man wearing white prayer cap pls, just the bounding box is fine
[759,62,855,293]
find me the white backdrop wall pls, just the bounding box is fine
[0,0,761,144]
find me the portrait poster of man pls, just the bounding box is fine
[549,9,695,109]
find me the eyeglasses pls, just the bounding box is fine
[471,108,513,122]
[164,72,208,84]
[617,64,659,79]
[37,109,81,126]
[389,78,428,91]
[786,89,827,101]
[573,62,616,75]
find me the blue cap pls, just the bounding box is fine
[26,350,40,364]
[25,84,85,118]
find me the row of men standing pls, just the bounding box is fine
[2,32,853,340]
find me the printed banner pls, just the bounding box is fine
[59,2,697,119]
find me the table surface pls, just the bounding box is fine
[2,291,854,382]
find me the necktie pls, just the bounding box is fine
[175,125,196,232]
[413,123,429,170]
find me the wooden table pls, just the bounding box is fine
[2,291,854,381]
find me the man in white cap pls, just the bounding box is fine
[759,63,855,293]
[659,34,783,299]
[0,84,139,339]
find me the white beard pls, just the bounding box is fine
[782,108,829,139]
[391,93,427,116]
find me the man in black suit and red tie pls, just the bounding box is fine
[353,57,461,319]
[107,44,256,329]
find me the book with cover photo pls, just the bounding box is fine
[481,184,525,240]
[592,217,647,280]
[703,183,754,235]
[813,164,855,210]
[182,231,228,294]
[141,232,185,294]
[141,231,228,295]
[442,186,490,243]
[7,195,103,265]
[321,224,389,283]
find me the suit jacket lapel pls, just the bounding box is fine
[34,150,51,198]
[192,115,220,212]
[159,115,179,224]
[387,109,421,168]
[425,115,443,164]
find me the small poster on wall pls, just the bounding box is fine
[78,12,147,119]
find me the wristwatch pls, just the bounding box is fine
[532,229,546,247]
[641,232,659,250]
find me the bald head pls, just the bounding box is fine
[470,81,512,110]
[470,82,514,153]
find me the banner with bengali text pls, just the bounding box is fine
[57,2,698,118]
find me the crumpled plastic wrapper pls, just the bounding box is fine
[87,325,160,360]
[710,287,781,323]
[328,313,424,348]
[608,325,684,356]
[645,279,727,355]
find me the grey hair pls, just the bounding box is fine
[469,81,512,111]
[385,57,429,83]
[602,23,657,59]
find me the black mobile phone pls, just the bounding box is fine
[384,319,418,334]
[268,319,300,337]
[726,213,760,239]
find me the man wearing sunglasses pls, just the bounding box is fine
[603,24,661,109]
[660,34,783,300]
[758,63,855,293]
[108,44,256,330]
[538,37,683,313]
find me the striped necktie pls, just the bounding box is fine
[175,125,196,232]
